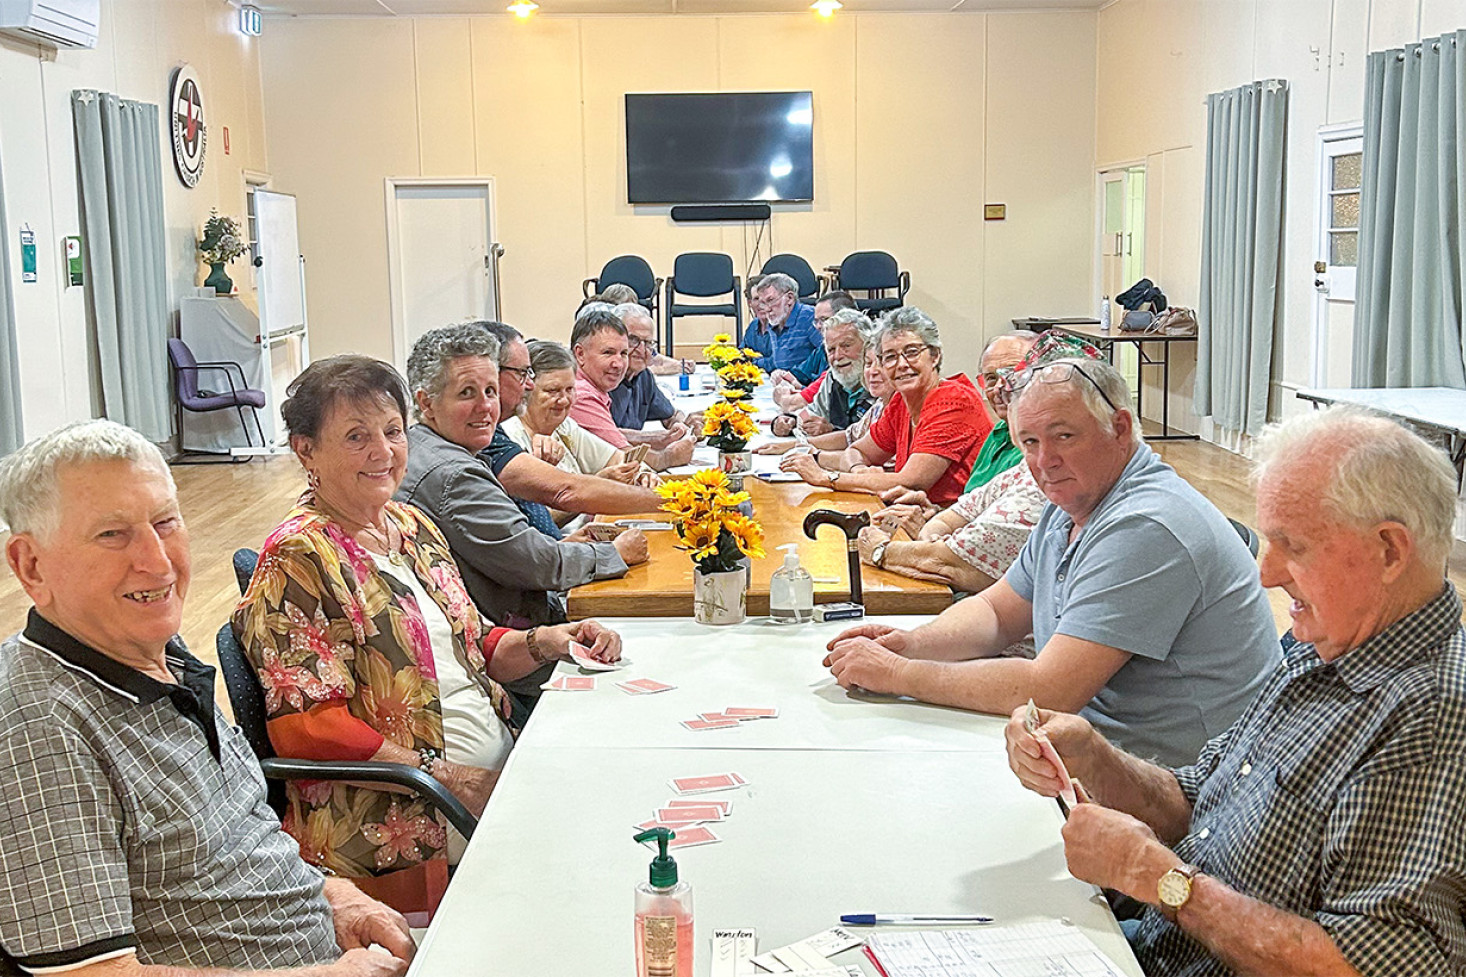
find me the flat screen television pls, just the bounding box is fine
[625,92,814,205]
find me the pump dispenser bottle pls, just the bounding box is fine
[633,828,693,977]
[769,543,814,624]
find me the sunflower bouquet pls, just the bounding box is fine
[702,334,742,371]
[656,469,766,574]
[717,359,765,395]
[702,399,759,453]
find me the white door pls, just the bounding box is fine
[387,180,499,368]
[251,189,309,445]
[1311,128,1363,387]
[1097,165,1146,393]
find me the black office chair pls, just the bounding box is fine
[1228,518,1260,558]
[219,549,476,840]
[838,251,910,314]
[760,254,823,305]
[167,337,268,454]
[664,252,742,353]
[583,254,661,327]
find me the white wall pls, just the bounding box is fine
[1096,0,1464,436]
[258,10,1099,380]
[0,0,268,442]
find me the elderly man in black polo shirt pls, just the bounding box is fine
[1008,407,1466,976]
[0,421,410,977]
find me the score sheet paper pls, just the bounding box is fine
[868,921,1127,977]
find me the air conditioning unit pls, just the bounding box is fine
[0,0,99,48]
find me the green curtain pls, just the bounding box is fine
[1353,30,1466,388]
[1195,80,1289,436]
[0,137,22,456]
[71,90,171,442]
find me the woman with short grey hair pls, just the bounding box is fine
[779,306,991,507]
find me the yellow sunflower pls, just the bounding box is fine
[722,513,766,560]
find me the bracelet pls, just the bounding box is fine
[417,747,442,776]
[525,626,553,665]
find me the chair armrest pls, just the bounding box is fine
[259,757,478,840]
[583,277,598,299]
[898,271,911,299]
[190,359,252,391]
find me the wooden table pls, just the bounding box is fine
[567,476,953,618]
[1051,320,1199,441]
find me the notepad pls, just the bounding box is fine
[867,921,1127,977]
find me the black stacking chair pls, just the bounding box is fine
[664,252,742,352]
[583,254,661,326]
[760,254,823,305]
[220,548,476,839]
[1228,518,1260,558]
[838,250,910,314]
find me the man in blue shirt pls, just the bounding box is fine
[743,273,826,384]
[821,356,1278,768]
[608,303,697,448]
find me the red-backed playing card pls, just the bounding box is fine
[723,706,778,720]
[618,678,676,695]
[669,773,746,794]
[655,805,723,823]
[682,717,739,731]
[666,798,732,816]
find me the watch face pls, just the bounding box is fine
[1159,870,1191,907]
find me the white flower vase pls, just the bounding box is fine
[718,449,752,474]
[693,568,747,626]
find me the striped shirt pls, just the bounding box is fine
[1131,585,1466,976]
[0,611,337,973]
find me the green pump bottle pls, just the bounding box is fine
[633,828,694,977]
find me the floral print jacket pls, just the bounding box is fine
[232,494,513,878]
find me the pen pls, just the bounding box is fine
[840,914,994,926]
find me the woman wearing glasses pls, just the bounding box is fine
[780,307,990,506]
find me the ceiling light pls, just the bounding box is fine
[811,0,841,17]
[507,0,538,17]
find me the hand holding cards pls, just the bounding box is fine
[1024,698,1078,811]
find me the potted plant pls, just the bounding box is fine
[701,397,759,476]
[702,333,743,372]
[197,210,248,295]
[656,469,765,625]
[716,358,764,396]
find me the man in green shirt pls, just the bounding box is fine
[964,332,1038,492]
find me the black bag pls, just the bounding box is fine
[1116,278,1167,313]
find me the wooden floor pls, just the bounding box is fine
[2,440,1463,683]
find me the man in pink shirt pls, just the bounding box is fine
[570,307,693,471]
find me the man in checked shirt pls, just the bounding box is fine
[0,421,410,977]
[1008,406,1466,976]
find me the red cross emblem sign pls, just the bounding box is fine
[170,65,206,188]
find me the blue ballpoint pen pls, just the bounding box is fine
[840,914,994,926]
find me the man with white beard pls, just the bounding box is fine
[770,309,873,439]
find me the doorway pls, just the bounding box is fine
[1311,126,1362,387]
[1097,164,1147,394]
[385,179,501,370]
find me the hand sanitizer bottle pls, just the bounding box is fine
[1099,295,1112,333]
[634,828,694,977]
[769,543,814,625]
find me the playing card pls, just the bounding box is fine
[1035,731,1078,808]
[569,642,625,672]
[666,798,732,816]
[682,717,740,731]
[625,443,650,465]
[582,522,625,542]
[667,825,721,849]
[699,711,733,723]
[723,706,779,720]
[539,675,596,692]
[669,773,746,795]
[655,804,724,823]
[618,678,676,695]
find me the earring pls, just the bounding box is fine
[306,469,320,492]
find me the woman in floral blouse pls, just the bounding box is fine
[233,355,621,918]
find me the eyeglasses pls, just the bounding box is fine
[1001,362,1119,414]
[628,335,660,354]
[501,364,536,383]
[877,344,932,369]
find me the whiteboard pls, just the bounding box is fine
[254,189,305,339]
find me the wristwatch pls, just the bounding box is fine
[827,471,841,486]
[1158,863,1202,915]
[871,541,889,568]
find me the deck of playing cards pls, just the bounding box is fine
[669,772,747,795]
[680,706,779,730]
[569,642,626,672]
[540,675,596,692]
[617,677,676,695]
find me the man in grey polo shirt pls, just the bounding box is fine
[824,358,1278,766]
[0,421,410,977]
